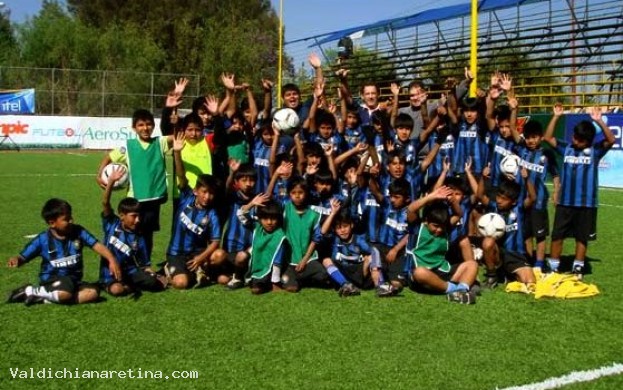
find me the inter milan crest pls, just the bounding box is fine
[508,212,517,222]
[200,216,209,226]
[73,240,82,250]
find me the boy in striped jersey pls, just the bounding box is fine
[100,166,167,296]
[544,105,615,277]
[7,199,121,305]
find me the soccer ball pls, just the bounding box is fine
[499,154,521,176]
[100,163,129,190]
[272,108,300,135]
[477,212,506,239]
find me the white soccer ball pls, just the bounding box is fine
[272,108,300,134]
[477,212,506,239]
[100,163,129,190]
[500,154,521,176]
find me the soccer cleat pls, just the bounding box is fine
[572,265,584,281]
[338,283,361,297]
[24,295,44,306]
[7,284,31,304]
[376,283,398,298]
[226,276,244,290]
[447,290,476,304]
[194,268,210,288]
[484,274,499,289]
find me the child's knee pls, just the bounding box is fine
[171,274,189,289]
[210,249,227,266]
[108,283,127,296]
[77,287,99,304]
[234,252,249,267]
[321,258,333,267]
[216,274,231,285]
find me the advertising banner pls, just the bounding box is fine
[0,89,36,114]
[0,115,81,148]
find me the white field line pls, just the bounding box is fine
[496,362,623,390]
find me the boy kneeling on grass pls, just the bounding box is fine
[7,198,121,305]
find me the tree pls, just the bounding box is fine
[0,5,17,65]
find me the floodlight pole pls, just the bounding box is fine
[469,0,478,97]
[277,0,284,108]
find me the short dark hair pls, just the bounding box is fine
[118,197,140,214]
[360,82,379,94]
[287,176,308,194]
[522,121,543,138]
[389,178,410,198]
[304,142,324,158]
[316,110,336,129]
[497,178,521,201]
[495,105,512,122]
[445,175,469,195]
[281,83,300,97]
[41,198,72,222]
[313,169,334,185]
[461,97,480,111]
[573,120,596,144]
[132,109,154,127]
[334,209,354,227]
[233,163,257,181]
[195,174,219,192]
[182,113,204,130]
[256,200,283,221]
[423,201,450,227]
[371,110,389,129]
[394,113,414,131]
[408,80,424,91]
[386,149,407,166]
[192,97,207,114]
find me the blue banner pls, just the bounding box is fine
[0,89,36,114]
[564,113,623,188]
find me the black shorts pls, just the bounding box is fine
[551,205,597,242]
[431,263,461,282]
[249,274,273,293]
[282,261,329,290]
[524,208,549,239]
[166,254,194,277]
[377,244,407,283]
[41,276,99,296]
[500,249,531,275]
[139,199,164,234]
[334,261,374,289]
[105,270,164,292]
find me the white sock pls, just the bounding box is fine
[30,286,60,303]
[271,265,282,283]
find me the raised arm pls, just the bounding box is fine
[220,72,236,118]
[544,103,563,148]
[407,185,453,223]
[320,198,341,235]
[242,83,259,128]
[172,132,188,189]
[101,165,126,217]
[261,79,274,120]
[590,106,616,149]
[507,96,522,144]
[389,82,400,129]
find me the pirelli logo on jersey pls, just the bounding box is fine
[385,218,407,232]
[520,160,545,174]
[459,130,478,138]
[180,212,204,235]
[50,255,79,268]
[494,145,513,156]
[505,223,518,233]
[108,236,132,256]
[564,155,592,165]
[311,205,331,215]
[254,158,269,167]
[336,252,363,263]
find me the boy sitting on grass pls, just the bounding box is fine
[100,166,167,296]
[7,198,121,305]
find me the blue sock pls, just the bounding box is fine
[326,265,347,286]
[534,259,545,269]
[457,282,470,292]
[547,258,560,272]
[445,282,459,293]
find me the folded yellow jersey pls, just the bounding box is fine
[505,268,600,299]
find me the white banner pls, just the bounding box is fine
[0,115,162,149]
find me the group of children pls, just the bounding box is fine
[6,59,615,306]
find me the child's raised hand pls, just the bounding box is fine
[107,164,127,185]
[390,82,400,96]
[335,68,349,79]
[308,52,322,69]
[442,156,451,172]
[464,67,474,81]
[173,132,186,152]
[490,72,500,88]
[589,106,603,122]
[165,90,183,108]
[508,97,518,110]
[327,100,337,114]
[355,142,368,153]
[306,164,319,176]
[236,82,251,92]
[488,87,502,100]
[228,158,241,173]
[323,144,333,156]
[313,80,325,99]
[553,103,564,117]
[204,95,218,115]
[276,162,293,177]
[385,140,394,153]
[220,72,236,90]
[261,79,274,91]
[369,163,380,177]
[250,193,271,208]
[482,162,491,179]
[431,185,453,200]
[330,198,342,213]
[499,73,512,92]
[464,156,472,173]
[174,77,189,96]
